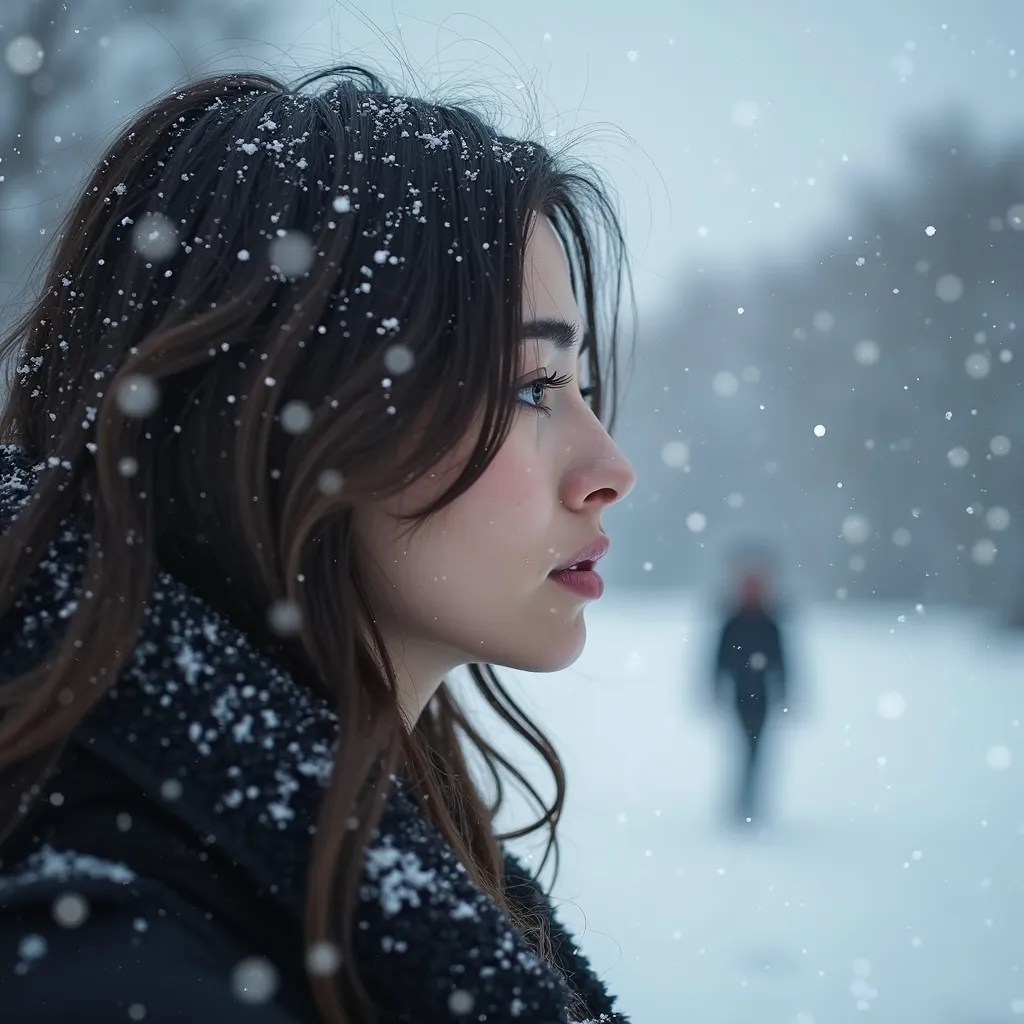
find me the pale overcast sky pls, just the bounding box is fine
[253,1,1024,312]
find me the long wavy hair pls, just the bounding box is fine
[0,65,630,1022]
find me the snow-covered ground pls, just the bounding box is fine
[470,594,1024,1024]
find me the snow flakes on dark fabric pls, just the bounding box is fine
[0,446,627,1022]
[0,845,136,894]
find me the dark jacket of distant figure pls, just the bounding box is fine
[0,447,625,1023]
[713,604,787,719]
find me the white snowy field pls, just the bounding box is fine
[469,594,1024,1024]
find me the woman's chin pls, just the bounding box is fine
[506,616,588,674]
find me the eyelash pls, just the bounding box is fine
[517,373,596,416]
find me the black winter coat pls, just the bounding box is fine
[713,606,787,710]
[0,448,625,1023]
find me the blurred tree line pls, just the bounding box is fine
[1,0,271,329]
[616,110,1024,619]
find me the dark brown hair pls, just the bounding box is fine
[0,65,630,1021]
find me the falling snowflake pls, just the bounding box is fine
[947,447,970,469]
[383,343,414,375]
[841,514,871,545]
[853,339,880,366]
[116,375,160,418]
[132,212,179,262]
[160,779,183,801]
[5,36,44,75]
[268,599,303,637]
[660,440,689,469]
[877,692,906,720]
[52,892,89,928]
[971,539,997,567]
[268,231,315,279]
[18,934,47,961]
[935,274,964,303]
[316,469,344,496]
[986,506,1011,531]
[712,372,739,398]
[280,401,313,435]
[306,940,342,976]
[232,957,280,1005]
[965,353,991,379]
[448,990,475,1015]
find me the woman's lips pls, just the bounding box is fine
[551,534,610,573]
[547,566,604,600]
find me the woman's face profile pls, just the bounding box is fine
[352,217,635,716]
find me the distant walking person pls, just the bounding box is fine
[713,560,788,825]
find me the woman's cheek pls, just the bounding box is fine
[473,440,549,511]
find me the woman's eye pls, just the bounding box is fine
[516,372,574,412]
[517,380,548,407]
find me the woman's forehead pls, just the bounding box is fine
[521,218,580,327]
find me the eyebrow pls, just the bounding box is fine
[520,318,581,352]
